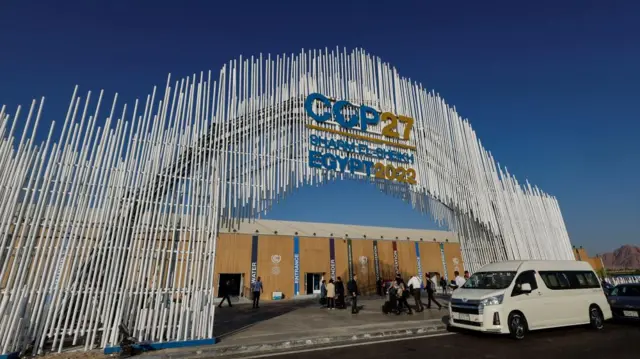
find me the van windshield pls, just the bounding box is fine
[462,271,517,290]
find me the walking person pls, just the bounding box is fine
[252,276,264,309]
[326,279,336,310]
[425,273,443,310]
[347,275,360,314]
[396,278,412,315]
[453,271,466,291]
[440,275,448,295]
[430,272,439,294]
[408,273,423,312]
[388,280,399,314]
[320,279,327,307]
[335,277,345,309]
[217,279,233,308]
[376,278,383,297]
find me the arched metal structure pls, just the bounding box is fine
[0,48,573,355]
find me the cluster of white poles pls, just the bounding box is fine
[0,48,574,355]
[606,276,640,285]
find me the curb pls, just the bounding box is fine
[143,322,447,358]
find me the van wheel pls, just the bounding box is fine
[508,312,527,340]
[589,306,604,330]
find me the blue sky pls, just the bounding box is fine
[1,0,638,255]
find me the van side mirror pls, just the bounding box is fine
[520,283,532,292]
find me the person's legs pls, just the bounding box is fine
[400,297,412,314]
[226,295,232,307]
[253,291,260,308]
[351,295,358,313]
[413,291,423,311]
[396,296,403,314]
[429,292,442,309]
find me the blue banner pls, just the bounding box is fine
[414,242,423,288]
[329,238,336,280]
[293,236,300,296]
[439,243,448,280]
[251,235,259,285]
[347,239,353,281]
[373,240,380,282]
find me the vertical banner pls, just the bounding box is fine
[439,243,448,280]
[414,242,423,288]
[372,240,380,282]
[251,235,259,285]
[347,239,354,281]
[392,241,400,275]
[293,236,300,296]
[329,238,336,280]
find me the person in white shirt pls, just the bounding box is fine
[453,271,466,290]
[407,274,423,312]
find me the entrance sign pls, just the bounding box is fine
[293,237,300,296]
[0,48,575,355]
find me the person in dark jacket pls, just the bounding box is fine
[440,275,448,295]
[396,277,413,314]
[426,273,442,310]
[335,277,345,309]
[217,280,232,308]
[347,275,360,314]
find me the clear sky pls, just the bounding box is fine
[1,0,638,255]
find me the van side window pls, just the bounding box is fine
[539,271,600,290]
[511,270,538,296]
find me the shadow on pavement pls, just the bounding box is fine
[213,299,317,339]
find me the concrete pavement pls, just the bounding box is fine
[139,295,450,358]
[246,322,640,359]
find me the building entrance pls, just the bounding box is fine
[305,273,323,295]
[218,273,243,298]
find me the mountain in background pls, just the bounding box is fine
[600,245,640,269]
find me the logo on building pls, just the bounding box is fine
[271,254,281,276]
[359,256,368,274]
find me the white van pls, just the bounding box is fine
[448,260,612,339]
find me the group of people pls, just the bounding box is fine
[382,270,470,315]
[217,276,265,309]
[217,270,470,313]
[320,275,361,314]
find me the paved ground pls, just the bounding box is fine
[138,295,450,358]
[211,295,449,347]
[250,322,640,359]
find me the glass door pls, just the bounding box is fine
[312,273,321,294]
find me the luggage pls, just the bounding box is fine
[382,299,397,314]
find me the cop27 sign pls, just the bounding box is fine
[304,93,414,140]
[304,93,418,185]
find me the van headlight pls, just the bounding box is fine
[480,295,504,306]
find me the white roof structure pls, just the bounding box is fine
[220,219,459,243]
